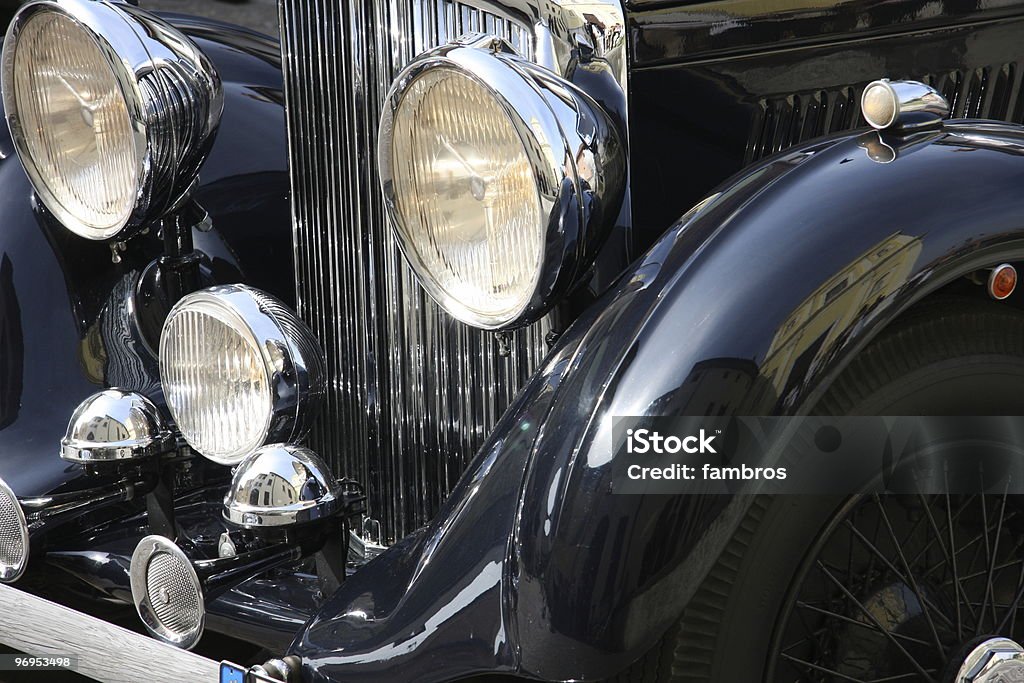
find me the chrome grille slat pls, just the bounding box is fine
[280,0,546,541]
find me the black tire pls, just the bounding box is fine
[609,296,1024,682]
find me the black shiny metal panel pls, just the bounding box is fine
[279,1,547,542]
[746,65,1024,163]
[627,10,1024,245]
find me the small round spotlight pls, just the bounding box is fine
[861,79,949,131]
[60,389,174,464]
[0,477,28,583]
[130,535,205,650]
[224,445,340,529]
[862,81,898,130]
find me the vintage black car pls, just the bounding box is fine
[2,0,1024,681]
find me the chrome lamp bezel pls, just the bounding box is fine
[159,284,327,466]
[377,41,626,330]
[1,0,223,240]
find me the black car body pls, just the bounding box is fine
[2,1,1024,682]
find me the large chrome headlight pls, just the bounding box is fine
[1,0,223,240]
[159,285,326,466]
[378,42,625,329]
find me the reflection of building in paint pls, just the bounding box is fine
[0,255,23,430]
[646,358,764,416]
[761,233,922,406]
[639,357,778,417]
[79,272,161,396]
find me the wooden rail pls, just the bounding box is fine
[0,583,219,682]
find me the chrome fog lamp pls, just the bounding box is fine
[378,41,625,329]
[130,535,205,650]
[1,0,223,240]
[159,285,326,466]
[223,444,340,528]
[60,389,174,464]
[0,477,29,583]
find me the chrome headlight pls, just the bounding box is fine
[1,0,223,240]
[378,42,625,329]
[159,285,326,466]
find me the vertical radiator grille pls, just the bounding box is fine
[746,64,1024,163]
[279,1,545,542]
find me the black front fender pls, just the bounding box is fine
[513,120,1024,679]
[294,120,1024,682]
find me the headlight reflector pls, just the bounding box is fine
[389,66,543,324]
[9,9,137,234]
[378,43,625,329]
[1,0,223,240]
[160,285,325,465]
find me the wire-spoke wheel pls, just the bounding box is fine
[604,297,1024,683]
[768,492,1024,683]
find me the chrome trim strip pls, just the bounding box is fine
[0,583,219,682]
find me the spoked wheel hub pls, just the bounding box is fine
[951,637,1024,683]
[768,493,1024,682]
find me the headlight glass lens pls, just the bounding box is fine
[389,67,543,327]
[10,10,137,235]
[160,300,271,464]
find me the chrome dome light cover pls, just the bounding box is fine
[223,445,340,528]
[377,41,626,330]
[60,389,174,464]
[159,285,327,466]
[129,535,205,650]
[1,0,223,240]
[0,477,29,584]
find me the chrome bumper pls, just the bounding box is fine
[0,583,220,682]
